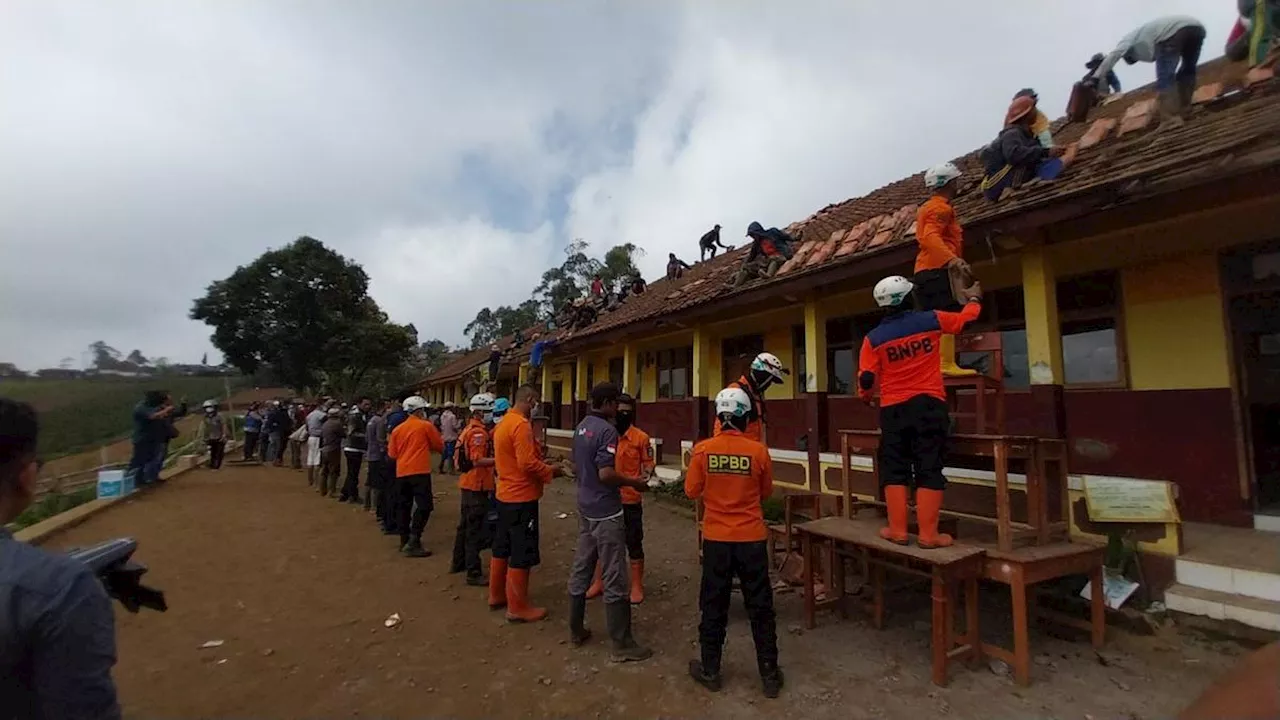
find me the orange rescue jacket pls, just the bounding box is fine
[857,303,981,407]
[494,408,555,503]
[685,429,773,543]
[387,414,444,478]
[617,426,654,505]
[914,195,963,273]
[457,419,495,492]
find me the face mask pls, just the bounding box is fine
[616,411,634,434]
[483,412,494,425]
[205,408,215,415]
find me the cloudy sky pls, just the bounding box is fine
[0,1,1227,369]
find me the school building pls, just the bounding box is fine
[420,59,1280,616]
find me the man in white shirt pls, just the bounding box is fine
[1089,16,1205,124]
[305,401,327,487]
[438,403,460,475]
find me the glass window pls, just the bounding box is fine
[1062,319,1120,385]
[829,347,856,395]
[608,357,624,389]
[722,334,764,386]
[824,312,882,395]
[658,347,692,400]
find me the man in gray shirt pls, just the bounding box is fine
[0,398,121,720]
[566,382,652,663]
[304,401,328,487]
[365,401,390,523]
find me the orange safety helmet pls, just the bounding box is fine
[1004,95,1036,127]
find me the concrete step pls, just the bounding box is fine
[1257,512,1280,534]
[1175,558,1280,603]
[1165,583,1280,632]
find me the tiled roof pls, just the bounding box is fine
[555,57,1280,347]
[423,323,551,383]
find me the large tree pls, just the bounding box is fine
[532,239,600,316]
[463,300,540,349]
[191,236,415,393]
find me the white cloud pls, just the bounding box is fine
[0,0,1228,368]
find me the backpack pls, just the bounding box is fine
[455,427,482,474]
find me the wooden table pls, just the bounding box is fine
[796,516,986,687]
[979,541,1107,686]
[839,430,1071,551]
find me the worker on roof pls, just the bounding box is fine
[1012,89,1053,148]
[490,384,565,622]
[666,252,692,281]
[449,393,496,587]
[387,395,445,558]
[699,224,732,261]
[715,352,788,444]
[1238,0,1279,68]
[857,275,983,549]
[584,392,654,605]
[979,95,1076,202]
[1088,15,1205,125]
[685,386,783,699]
[731,223,795,287]
[915,161,978,377]
[1083,53,1123,95]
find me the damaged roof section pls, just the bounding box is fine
[417,59,1280,377]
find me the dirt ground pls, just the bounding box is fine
[46,463,1248,719]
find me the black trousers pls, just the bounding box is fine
[207,439,226,469]
[243,432,260,461]
[912,268,960,312]
[699,540,778,674]
[623,503,644,560]
[383,460,399,531]
[492,500,540,569]
[878,395,949,491]
[259,431,270,462]
[340,450,364,500]
[395,474,434,546]
[450,489,489,577]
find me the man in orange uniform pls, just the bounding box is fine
[387,395,445,558]
[914,161,977,376]
[489,384,564,622]
[685,387,782,699]
[585,393,654,604]
[714,352,788,444]
[449,393,495,586]
[857,275,982,549]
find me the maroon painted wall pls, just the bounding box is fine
[764,399,807,451]
[828,388,1244,525]
[637,401,695,447]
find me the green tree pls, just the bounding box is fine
[599,243,643,292]
[533,240,601,316]
[89,341,120,369]
[125,349,148,366]
[463,301,540,349]
[190,236,413,393]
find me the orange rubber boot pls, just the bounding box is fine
[585,563,604,600]
[488,558,508,610]
[629,560,645,605]
[879,485,909,545]
[505,568,548,623]
[916,488,954,549]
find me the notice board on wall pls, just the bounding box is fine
[1082,476,1180,524]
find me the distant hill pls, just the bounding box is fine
[0,375,252,458]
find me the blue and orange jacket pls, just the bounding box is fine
[857,303,981,407]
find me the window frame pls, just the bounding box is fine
[823,312,883,397]
[962,271,1129,392]
[656,346,693,401]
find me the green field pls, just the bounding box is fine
[0,375,250,458]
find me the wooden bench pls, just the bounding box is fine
[839,429,1070,551]
[796,516,985,687]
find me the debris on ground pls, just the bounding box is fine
[384,613,402,629]
[989,659,1012,677]
[199,640,225,650]
[556,513,569,519]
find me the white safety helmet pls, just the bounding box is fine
[469,393,495,413]
[924,161,962,190]
[873,275,914,308]
[750,352,789,384]
[202,399,217,409]
[402,395,429,413]
[715,387,752,420]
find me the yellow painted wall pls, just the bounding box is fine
[1123,254,1231,391]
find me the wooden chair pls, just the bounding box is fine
[946,331,1005,434]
